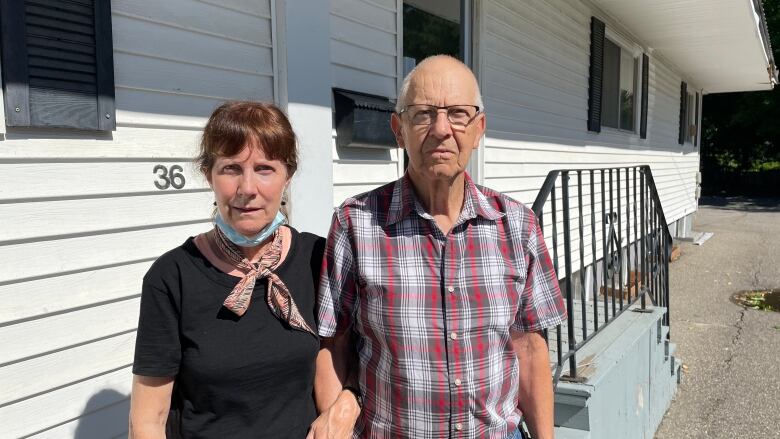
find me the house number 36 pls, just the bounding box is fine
[153,164,186,190]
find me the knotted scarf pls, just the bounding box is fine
[211,226,315,336]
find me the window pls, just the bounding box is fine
[403,0,462,66]
[588,17,648,136]
[602,38,638,132]
[0,0,115,130]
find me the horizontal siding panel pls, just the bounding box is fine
[331,39,397,77]
[112,0,272,45]
[0,127,200,159]
[199,0,272,17]
[0,332,135,406]
[1,191,212,242]
[27,398,129,439]
[331,64,398,102]
[0,161,207,201]
[0,223,208,283]
[0,298,139,365]
[330,14,396,56]
[0,366,132,439]
[331,0,396,34]
[114,52,274,101]
[112,15,274,75]
[115,89,220,128]
[0,127,201,159]
[332,161,399,185]
[0,261,151,324]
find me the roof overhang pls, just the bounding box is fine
[592,0,777,93]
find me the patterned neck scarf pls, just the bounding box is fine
[211,225,315,336]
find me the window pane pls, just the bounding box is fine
[619,48,636,131]
[602,39,621,129]
[403,1,461,64]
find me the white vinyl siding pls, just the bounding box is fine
[0,0,277,436]
[480,0,699,279]
[481,0,699,221]
[330,0,402,206]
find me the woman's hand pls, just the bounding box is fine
[307,389,361,439]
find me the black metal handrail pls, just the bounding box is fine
[531,165,672,385]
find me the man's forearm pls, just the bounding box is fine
[513,330,555,439]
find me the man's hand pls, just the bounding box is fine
[307,389,361,439]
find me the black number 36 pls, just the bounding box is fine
[153,164,186,190]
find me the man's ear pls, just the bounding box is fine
[473,114,486,149]
[390,113,405,149]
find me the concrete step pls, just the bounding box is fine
[554,426,591,439]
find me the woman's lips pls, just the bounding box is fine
[233,206,261,213]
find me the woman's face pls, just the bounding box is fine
[207,142,289,237]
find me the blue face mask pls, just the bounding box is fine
[214,210,286,247]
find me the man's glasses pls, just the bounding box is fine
[398,104,481,128]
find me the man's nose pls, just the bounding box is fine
[428,110,453,138]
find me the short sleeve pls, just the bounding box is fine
[316,210,358,338]
[512,213,567,332]
[132,274,181,377]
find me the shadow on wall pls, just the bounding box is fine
[74,389,129,439]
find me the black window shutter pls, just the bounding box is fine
[0,0,115,130]
[678,81,687,144]
[588,17,605,133]
[640,53,649,139]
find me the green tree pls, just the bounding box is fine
[701,0,780,193]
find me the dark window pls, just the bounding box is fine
[402,1,461,65]
[602,38,637,132]
[0,0,115,130]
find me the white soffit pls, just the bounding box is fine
[593,0,774,93]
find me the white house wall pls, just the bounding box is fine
[0,0,277,436]
[330,0,403,207]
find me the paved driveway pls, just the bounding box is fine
[655,198,780,439]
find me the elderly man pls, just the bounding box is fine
[311,55,566,439]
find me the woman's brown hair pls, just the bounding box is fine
[197,101,298,177]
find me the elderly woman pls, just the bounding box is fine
[129,101,327,438]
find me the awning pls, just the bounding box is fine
[593,0,777,93]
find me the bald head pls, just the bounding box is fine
[395,55,483,112]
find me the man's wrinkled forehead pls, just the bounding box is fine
[405,63,478,106]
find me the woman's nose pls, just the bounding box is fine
[237,172,258,196]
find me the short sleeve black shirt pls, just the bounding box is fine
[133,227,325,439]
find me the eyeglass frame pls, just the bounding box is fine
[397,104,482,128]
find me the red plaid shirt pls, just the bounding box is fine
[318,174,566,438]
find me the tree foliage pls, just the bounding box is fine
[702,0,780,177]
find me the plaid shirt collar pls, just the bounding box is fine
[385,172,505,227]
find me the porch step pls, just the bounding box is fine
[554,426,591,439]
[552,305,680,438]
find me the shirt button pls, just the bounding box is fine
[455,423,463,431]
[450,332,458,340]
[447,286,455,293]
[454,378,462,386]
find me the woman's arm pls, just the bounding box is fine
[128,375,175,439]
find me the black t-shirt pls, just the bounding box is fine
[133,227,325,439]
